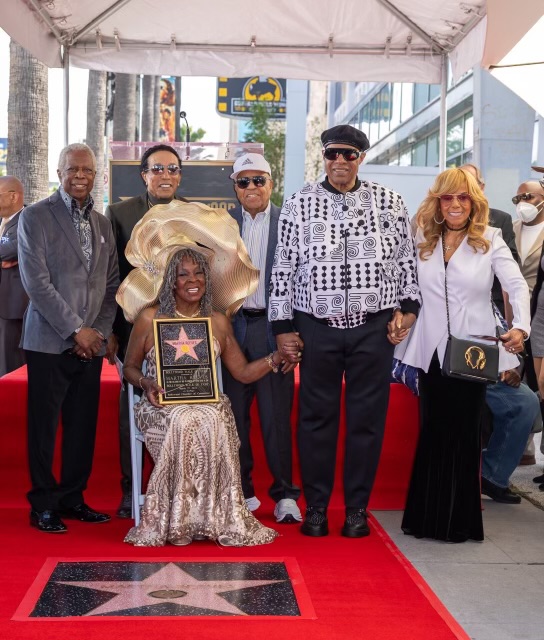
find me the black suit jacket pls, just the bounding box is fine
[489,207,519,314]
[0,211,28,320]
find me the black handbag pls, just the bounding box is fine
[440,238,499,384]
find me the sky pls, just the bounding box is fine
[0,28,226,182]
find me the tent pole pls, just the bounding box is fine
[63,45,70,146]
[438,54,448,171]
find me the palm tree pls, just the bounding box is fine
[113,73,136,142]
[86,70,107,211]
[7,40,49,203]
[140,75,155,141]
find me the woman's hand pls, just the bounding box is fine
[387,310,416,345]
[274,343,302,373]
[500,328,526,355]
[141,378,164,408]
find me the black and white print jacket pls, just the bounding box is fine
[269,178,420,332]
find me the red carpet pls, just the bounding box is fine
[0,365,469,639]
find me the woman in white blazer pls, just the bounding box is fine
[394,168,530,543]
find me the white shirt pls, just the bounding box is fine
[241,203,271,309]
[520,220,544,265]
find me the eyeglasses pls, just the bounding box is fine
[234,176,269,189]
[438,193,472,204]
[512,193,540,205]
[323,148,361,161]
[144,164,181,176]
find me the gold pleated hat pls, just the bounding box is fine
[116,200,259,322]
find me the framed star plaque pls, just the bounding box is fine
[153,318,219,405]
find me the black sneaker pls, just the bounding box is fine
[341,508,370,538]
[300,507,328,537]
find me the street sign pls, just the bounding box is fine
[216,77,287,119]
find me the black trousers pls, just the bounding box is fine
[223,315,300,503]
[294,310,394,509]
[25,350,103,512]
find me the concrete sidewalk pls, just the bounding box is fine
[374,434,544,640]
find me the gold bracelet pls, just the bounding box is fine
[138,376,148,389]
[265,352,279,373]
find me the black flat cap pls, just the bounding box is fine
[321,125,370,151]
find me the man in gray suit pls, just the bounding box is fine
[223,153,301,523]
[105,144,184,517]
[0,176,27,377]
[18,143,119,533]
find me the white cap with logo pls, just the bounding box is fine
[230,153,272,180]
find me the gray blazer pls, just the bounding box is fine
[18,190,119,355]
[0,211,28,320]
[229,203,281,352]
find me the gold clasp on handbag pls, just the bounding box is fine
[465,346,486,370]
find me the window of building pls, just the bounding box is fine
[464,113,473,149]
[399,149,411,166]
[378,84,392,138]
[413,84,430,113]
[390,83,402,130]
[427,133,439,167]
[412,140,427,166]
[400,84,414,122]
[361,104,370,136]
[447,117,464,157]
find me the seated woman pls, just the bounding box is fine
[122,247,300,547]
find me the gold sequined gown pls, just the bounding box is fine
[124,344,278,547]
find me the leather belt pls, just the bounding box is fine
[242,308,266,318]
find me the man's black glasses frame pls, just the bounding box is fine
[234,176,269,189]
[323,148,362,161]
[143,164,181,176]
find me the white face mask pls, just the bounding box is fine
[516,201,544,223]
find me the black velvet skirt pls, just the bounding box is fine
[401,356,485,543]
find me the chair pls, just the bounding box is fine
[128,358,224,525]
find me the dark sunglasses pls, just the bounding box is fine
[144,164,181,176]
[438,193,472,204]
[512,193,539,205]
[323,148,361,161]
[234,176,269,188]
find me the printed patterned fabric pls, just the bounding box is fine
[269,181,420,329]
[124,344,277,547]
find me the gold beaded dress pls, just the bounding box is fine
[124,342,278,547]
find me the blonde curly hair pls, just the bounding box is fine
[415,168,490,260]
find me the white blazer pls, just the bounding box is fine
[395,226,530,373]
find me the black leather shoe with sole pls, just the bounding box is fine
[341,508,370,538]
[60,503,111,523]
[30,509,67,533]
[116,493,132,519]
[300,507,328,537]
[481,478,521,504]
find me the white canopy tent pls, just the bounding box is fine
[482,0,544,117]
[2,0,492,169]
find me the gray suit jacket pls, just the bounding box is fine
[229,203,281,352]
[0,211,28,319]
[18,190,119,355]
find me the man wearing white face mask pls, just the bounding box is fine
[513,179,544,465]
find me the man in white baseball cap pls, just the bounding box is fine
[223,152,302,525]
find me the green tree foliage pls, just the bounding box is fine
[181,125,206,142]
[243,103,285,207]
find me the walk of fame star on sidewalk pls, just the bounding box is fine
[14,558,316,619]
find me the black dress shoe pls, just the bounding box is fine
[300,507,328,537]
[481,477,521,504]
[341,508,370,538]
[116,493,132,519]
[30,510,67,533]
[533,473,544,484]
[60,503,111,523]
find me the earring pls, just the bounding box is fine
[433,214,444,225]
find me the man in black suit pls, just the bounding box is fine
[223,153,301,524]
[105,144,184,517]
[0,176,27,377]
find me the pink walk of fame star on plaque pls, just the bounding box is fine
[165,327,204,361]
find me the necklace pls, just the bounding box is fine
[444,220,469,232]
[443,231,466,252]
[174,307,200,318]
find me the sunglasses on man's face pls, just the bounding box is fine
[438,193,472,204]
[512,192,540,205]
[323,148,361,161]
[144,164,181,176]
[234,176,269,189]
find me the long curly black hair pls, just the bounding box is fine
[158,248,212,317]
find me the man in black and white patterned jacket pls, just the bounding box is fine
[269,124,420,539]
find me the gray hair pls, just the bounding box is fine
[58,143,97,172]
[158,248,212,317]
